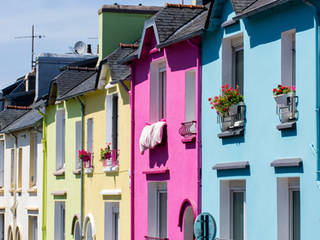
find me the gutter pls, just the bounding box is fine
[187,38,202,215]
[130,64,135,240]
[76,97,85,238]
[37,109,47,240]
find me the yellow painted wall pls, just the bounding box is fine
[83,73,131,239]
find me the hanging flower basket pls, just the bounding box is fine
[273,85,296,107]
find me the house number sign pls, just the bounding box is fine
[194,212,217,240]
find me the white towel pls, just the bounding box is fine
[139,121,166,154]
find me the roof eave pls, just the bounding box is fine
[233,0,292,20]
[157,29,204,49]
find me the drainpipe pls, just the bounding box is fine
[187,38,202,215]
[130,64,135,240]
[76,97,85,239]
[37,109,47,240]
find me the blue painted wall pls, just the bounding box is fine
[201,1,319,239]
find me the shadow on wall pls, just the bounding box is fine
[216,167,251,177]
[149,126,169,168]
[244,2,314,48]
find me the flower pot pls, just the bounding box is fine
[103,158,112,167]
[273,92,294,107]
[221,116,232,131]
[104,152,111,159]
[228,104,239,116]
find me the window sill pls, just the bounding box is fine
[51,190,67,197]
[144,236,169,240]
[73,168,81,175]
[9,188,14,194]
[181,135,196,143]
[27,187,37,194]
[142,168,169,175]
[53,168,65,177]
[16,188,22,194]
[217,127,244,138]
[103,165,119,173]
[276,121,296,130]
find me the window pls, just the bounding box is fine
[87,118,93,153]
[28,216,38,240]
[106,95,118,151]
[0,140,4,187]
[104,202,120,240]
[18,148,22,189]
[148,182,167,238]
[54,201,65,240]
[8,226,13,240]
[15,227,21,240]
[281,30,296,87]
[185,70,196,122]
[183,206,194,240]
[220,180,246,240]
[86,221,93,240]
[75,121,82,170]
[29,133,37,186]
[56,109,65,171]
[0,213,4,240]
[277,178,300,240]
[74,222,81,240]
[10,149,15,189]
[150,62,166,122]
[222,35,244,95]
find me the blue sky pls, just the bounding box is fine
[0,0,193,89]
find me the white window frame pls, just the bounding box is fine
[54,201,65,240]
[0,140,4,188]
[222,34,244,94]
[75,121,82,170]
[29,132,38,187]
[157,189,167,238]
[28,215,38,240]
[150,61,167,123]
[10,149,15,189]
[17,148,22,189]
[56,109,65,171]
[104,202,120,240]
[220,180,246,240]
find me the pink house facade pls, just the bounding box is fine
[122,4,210,240]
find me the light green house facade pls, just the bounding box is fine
[43,5,160,240]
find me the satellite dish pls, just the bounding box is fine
[74,41,86,54]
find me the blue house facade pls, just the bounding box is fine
[201,0,320,239]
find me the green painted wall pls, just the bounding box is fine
[45,99,82,240]
[98,12,153,60]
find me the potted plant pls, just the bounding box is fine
[273,85,296,107]
[100,143,112,167]
[78,149,92,170]
[208,84,244,131]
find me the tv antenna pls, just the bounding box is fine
[14,25,45,69]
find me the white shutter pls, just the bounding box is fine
[33,134,37,185]
[150,63,160,122]
[87,119,93,153]
[222,38,233,86]
[104,202,113,240]
[75,121,82,169]
[56,110,65,170]
[185,71,196,122]
[0,141,4,187]
[54,202,61,240]
[106,95,113,145]
[281,30,295,86]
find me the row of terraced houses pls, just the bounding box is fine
[0,0,319,239]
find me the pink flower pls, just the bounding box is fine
[292,86,296,92]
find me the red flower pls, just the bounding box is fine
[208,97,212,101]
[273,88,276,93]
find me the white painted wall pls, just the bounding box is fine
[0,130,43,240]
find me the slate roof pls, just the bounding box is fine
[58,72,97,100]
[1,109,42,133]
[153,4,207,43]
[231,0,294,19]
[100,45,138,84]
[0,108,28,131]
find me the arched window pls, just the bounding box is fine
[74,222,81,240]
[86,222,93,240]
[15,227,21,240]
[183,206,194,240]
[7,226,13,240]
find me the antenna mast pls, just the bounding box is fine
[14,25,45,69]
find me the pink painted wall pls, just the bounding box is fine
[131,28,201,240]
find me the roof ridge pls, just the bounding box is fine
[165,3,205,9]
